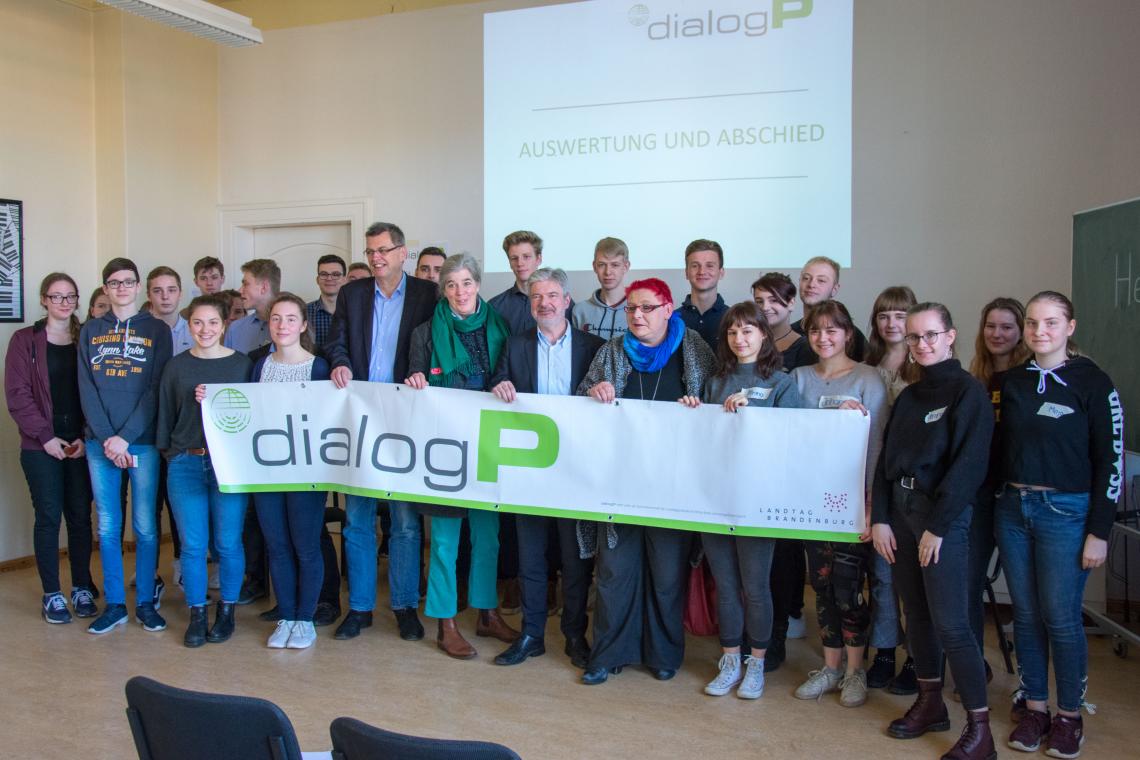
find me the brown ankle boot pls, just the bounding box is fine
[888,678,951,739]
[941,710,996,760]
[437,618,476,659]
[476,608,521,643]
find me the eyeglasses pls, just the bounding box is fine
[317,272,344,280]
[105,278,138,290]
[46,294,80,304]
[904,330,949,346]
[623,303,665,315]
[363,245,404,257]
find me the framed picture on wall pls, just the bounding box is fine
[0,199,24,323]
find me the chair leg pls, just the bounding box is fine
[125,708,154,760]
[984,578,1015,674]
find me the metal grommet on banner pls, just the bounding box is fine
[728,526,735,533]
[607,515,614,521]
[613,401,620,407]
[300,383,306,389]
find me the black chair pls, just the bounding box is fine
[124,676,305,760]
[330,717,521,760]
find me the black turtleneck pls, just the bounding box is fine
[871,359,993,536]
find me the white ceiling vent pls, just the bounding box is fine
[97,0,263,47]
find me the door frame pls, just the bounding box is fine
[217,197,373,278]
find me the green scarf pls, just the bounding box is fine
[427,296,510,388]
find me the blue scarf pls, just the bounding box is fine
[623,312,685,372]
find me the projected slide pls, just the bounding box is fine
[484,0,852,273]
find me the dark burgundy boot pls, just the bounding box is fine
[941,709,997,760]
[888,678,951,739]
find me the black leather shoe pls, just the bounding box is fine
[394,608,424,641]
[313,602,341,627]
[564,636,591,669]
[581,666,622,685]
[258,604,282,622]
[236,581,268,606]
[649,667,676,681]
[206,602,235,643]
[334,610,373,640]
[494,634,546,666]
[184,605,208,648]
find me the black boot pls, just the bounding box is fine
[206,601,235,643]
[184,605,208,648]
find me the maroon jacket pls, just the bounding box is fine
[5,320,81,450]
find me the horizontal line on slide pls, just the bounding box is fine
[533,89,809,112]
[533,176,807,190]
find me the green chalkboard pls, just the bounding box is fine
[1073,198,1139,452]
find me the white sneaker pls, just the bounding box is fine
[172,559,184,590]
[839,669,868,707]
[737,655,765,699]
[794,666,844,700]
[786,614,807,639]
[287,621,316,649]
[704,652,743,696]
[267,619,292,648]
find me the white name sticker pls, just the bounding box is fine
[1037,402,1075,419]
[744,386,773,401]
[818,395,858,409]
[924,406,947,424]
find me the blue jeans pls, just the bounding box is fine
[255,490,325,621]
[869,550,903,649]
[88,442,159,606]
[343,496,421,612]
[166,453,247,607]
[995,486,1092,712]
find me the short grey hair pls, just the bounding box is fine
[527,267,569,295]
[365,222,405,246]
[440,253,482,286]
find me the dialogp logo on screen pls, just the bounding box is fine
[632,0,813,40]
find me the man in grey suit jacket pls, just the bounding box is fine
[488,267,604,668]
[324,221,436,642]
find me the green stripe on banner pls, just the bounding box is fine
[222,482,860,543]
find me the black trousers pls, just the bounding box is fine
[891,485,988,710]
[516,514,593,640]
[967,488,997,653]
[243,497,267,587]
[770,538,806,640]
[318,522,340,606]
[20,450,93,594]
[589,524,691,671]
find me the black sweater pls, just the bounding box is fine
[998,356,1123,540]
[872,359,993,536]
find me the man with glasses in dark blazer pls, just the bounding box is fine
[324,221,437,642]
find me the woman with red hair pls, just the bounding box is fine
[576,278,716,685]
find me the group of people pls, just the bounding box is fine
[5,224,1122,760]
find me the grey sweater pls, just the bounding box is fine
[701,364,803,408]
[791,362,889,492]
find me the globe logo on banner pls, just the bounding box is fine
[628,4,650,26]
[211,388,252,433]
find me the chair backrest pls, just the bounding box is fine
[330,717,522,760]
[124,676,304,760]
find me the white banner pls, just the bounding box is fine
[202,381,868,541]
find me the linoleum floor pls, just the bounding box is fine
[0,549,1136,759]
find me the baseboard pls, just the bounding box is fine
[0,534,174,574]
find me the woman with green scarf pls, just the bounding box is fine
[406,253,520,659]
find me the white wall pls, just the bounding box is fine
[218,0,1140,337]
[0,1,217,563]
[0,0,98,563]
